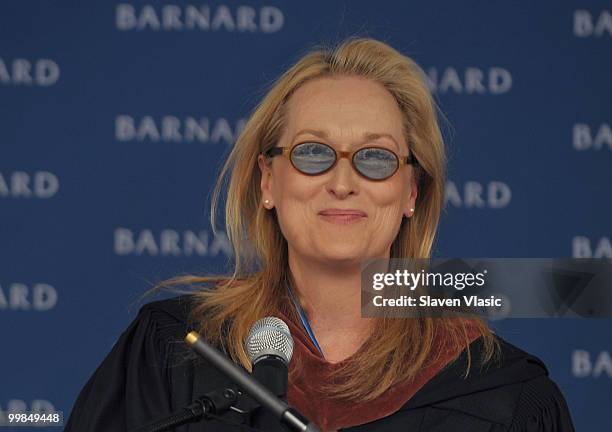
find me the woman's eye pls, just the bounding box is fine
[296,143,332,155]
[358,148,394,159]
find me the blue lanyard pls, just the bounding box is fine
[286,282,325,358]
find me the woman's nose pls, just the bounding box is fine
[325,157,358,198]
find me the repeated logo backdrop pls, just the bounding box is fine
[1,1,610,430]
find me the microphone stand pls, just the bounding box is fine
[131,331,320,432]
[185,331,320,432]
[131,386,241,432]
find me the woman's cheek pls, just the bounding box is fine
[277,208,307,244]
[372,207,400,227]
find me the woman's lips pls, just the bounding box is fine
[318,209,367,224]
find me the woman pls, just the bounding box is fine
[66,37,575,431]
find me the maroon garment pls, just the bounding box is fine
[277,308,482,431]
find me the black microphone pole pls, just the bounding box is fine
[185,331,321,432]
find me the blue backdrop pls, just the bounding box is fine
[1,1,610,430]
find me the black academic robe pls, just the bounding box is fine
[65,295,576,432]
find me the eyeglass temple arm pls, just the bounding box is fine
[263,147,285,157]
[404,153,419,166]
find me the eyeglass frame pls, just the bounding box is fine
[262,141,419,181]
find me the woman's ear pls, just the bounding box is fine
[404,177,418,218]
[258,154,273,203]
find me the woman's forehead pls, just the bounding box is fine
[283,76,406,147]
[288,75,399,111]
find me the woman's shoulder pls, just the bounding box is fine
[130,294,205,356]
[400,334,575,431]
[137,293,194,324]
[507,371,574,431]
[64,294,201,431]
[493,335,575,430]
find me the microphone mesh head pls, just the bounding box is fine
[245,317,294,365]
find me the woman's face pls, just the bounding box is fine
[258,75,417,265]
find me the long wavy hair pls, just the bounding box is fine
[156,37,499,401]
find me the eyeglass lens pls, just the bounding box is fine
[290,142,399,180]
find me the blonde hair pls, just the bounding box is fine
[156,37,498,401]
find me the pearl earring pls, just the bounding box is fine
[264,199,271,208]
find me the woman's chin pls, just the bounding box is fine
[315,247,367,264]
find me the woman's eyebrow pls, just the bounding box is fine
[293,129,400,151]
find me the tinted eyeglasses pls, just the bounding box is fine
[263,142,418,181]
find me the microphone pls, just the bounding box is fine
[185,327,320,432]
[245,317,294,401]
